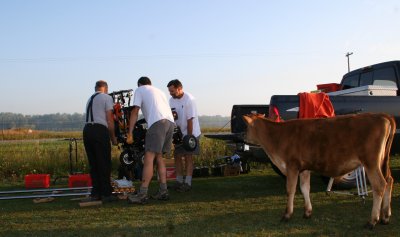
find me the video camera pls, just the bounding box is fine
[171,108,198,152]
[109,90,144,180]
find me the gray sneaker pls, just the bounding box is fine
[127,193,148,204]
[151,190,170,201]
[177,183,192,192]
[171,181,183,191]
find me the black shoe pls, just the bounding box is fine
[170,181,183,191]
[176,183,192,192]
[102,195,118,203]
[151,190,170,200]
[127,193,149,204]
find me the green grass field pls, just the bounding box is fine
[1,130,399,236]
[0,158,399,236]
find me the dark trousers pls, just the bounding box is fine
[83,124,112,197]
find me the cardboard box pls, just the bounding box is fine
[193,167,210,177]
[317,83,342,93]
[25,174,50,189]
[166,167,176,180]
[211,165,224,176]
[223,165,240,176]
[68,174,92,188]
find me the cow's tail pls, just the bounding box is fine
[382,114,396,178]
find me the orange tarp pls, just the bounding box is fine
[298,92,335,119]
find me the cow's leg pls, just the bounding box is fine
[299,170,312,219]
[282,169,299,222]
[364,167,386,229]
[380,171,393,225]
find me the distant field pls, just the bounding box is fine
[0,113,231,132]
[0,128,230,180]
[0,128,82,141]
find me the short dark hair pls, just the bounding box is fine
[167,79,183,88]
[95,80,108,90]
[137,77,152,86]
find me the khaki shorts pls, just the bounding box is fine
[145,119,174,154]
[174,136,201,156]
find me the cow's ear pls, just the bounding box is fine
[242,115,254,125]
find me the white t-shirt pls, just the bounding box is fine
[132,85,174,128]
[169,92,201,137]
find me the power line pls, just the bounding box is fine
[0,51,321,63]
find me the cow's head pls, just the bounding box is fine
[242,114,260,145]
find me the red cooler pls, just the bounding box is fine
[25,174,51,189]
[68,174,92,188]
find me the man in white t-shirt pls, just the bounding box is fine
[126,77,175,204]
[167,79,201,192]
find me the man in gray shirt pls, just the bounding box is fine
[83,80,118,202]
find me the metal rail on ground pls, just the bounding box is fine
[0,186,92,200]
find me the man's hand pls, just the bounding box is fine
[111,137,118,146]
[126,133,134,144]
[106,110,118,146]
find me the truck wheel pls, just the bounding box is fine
[321,170,358,189]
[241,161,251,174]
[333,171,359,189]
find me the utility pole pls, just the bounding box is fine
[1,117,4,140]
[346,52,353,72]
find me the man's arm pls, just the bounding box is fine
[127,106,140,144]
[187,117,194,136]
[186,97,197,136]
[106,110,118,145]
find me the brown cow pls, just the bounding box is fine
[243,113,394,229]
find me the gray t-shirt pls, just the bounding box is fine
[85,92,114,127]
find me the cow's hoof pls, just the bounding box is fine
[380,219,390,225]
[364,222,375,230]
[303,213,312,219]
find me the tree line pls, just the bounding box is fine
[0,112,230,131]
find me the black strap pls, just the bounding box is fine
[86,92,100,123]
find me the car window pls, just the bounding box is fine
[359,71,373,86]
[372,67,397,87]
[342,74,359,89]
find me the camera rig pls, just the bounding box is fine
[171,108,198,151]
[109,89,198,181]
[109,89,144,181]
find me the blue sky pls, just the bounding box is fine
[1,0,399,116]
